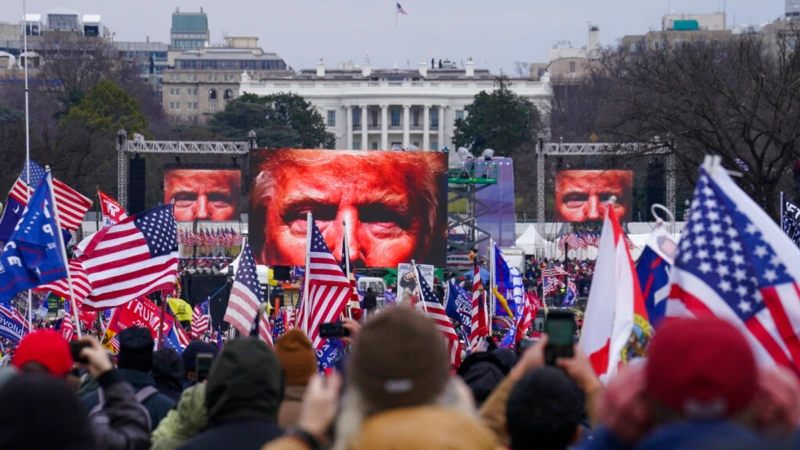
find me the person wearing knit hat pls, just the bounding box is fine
[329,306,479,450]
[276,329,318,427]
[10,329,73,378]
[182,340,220,387]
[81,326,177,431]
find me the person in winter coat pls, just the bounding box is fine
[456,351,511,406]
[151,383,208,450]
[181,341,219,388]
[82,327,177,430]
[275,329,318,427]
[0,329,75,387]
[0,336,151,450]
[261,306,500,450]
[362,288,377,319]
[178,338,284,450]
[153,348,185,403]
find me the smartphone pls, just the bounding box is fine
[70,341,92,365]
[544,311,577,365]
[516,337,539,358]
[319,322,351,339]
[196,353,214,382]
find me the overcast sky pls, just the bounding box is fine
[6,0,784,73]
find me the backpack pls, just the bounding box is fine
[88,385,158,430]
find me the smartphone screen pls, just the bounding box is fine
[544,312,576,365]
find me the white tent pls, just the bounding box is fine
[515,225,548,255]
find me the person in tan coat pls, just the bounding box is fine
[275,329,318,427]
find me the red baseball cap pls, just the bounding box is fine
[645,317,757,419]
[12,330,73,377]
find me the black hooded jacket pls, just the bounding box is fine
[178,339,284,450]
[153,348,185,403]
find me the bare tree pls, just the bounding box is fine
[597,30,800,217]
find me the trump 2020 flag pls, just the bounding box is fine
[580,206,652,382]
[636,226,677,328]
[445,280,473,338]
[0,173,68,303]
[668,162,800,372]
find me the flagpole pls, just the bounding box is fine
[488,239,496,317]
[781,191,785,229]
[411,259,429,318]
[46,170,82,338]
[343,220,353,319]
[302,212,312,335]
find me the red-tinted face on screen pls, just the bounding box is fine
[249,149,447,268]
[164,169,241,221]
[555,170,632,222]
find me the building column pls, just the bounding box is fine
[345,105,353,149]
[438,105,446,150]
[402,105,411,149]
[380,104,388,150]
[360,104,368,150]
[423,104,431,151]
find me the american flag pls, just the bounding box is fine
[36,260,91,306]
[542,276,561,297]
[563,278,578,307]
[273,311,286,340]
[285,308,296,331]
[109,335,120,353]
[416,265,463,368]
[258,311,273,347]
[340,235,359,305]
[61,300,74,342]
[667,166,800,372]
[74,204,179,310]
[296,219,352,350]
[541,262,569,278]
[9,160,92,231]
[171,322,191,348]
[469,257,487,350]
[396,2,408,14]
[191,299,210,339]
[223,239,263,336]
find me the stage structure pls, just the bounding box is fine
[447,161,498,260]
[536,141,676,229]
[115,129,256,210]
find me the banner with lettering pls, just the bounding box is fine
[108,297,173,339]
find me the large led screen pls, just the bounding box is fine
[249,149,448,268]
[163,169,242,221]
[555,170,633,222]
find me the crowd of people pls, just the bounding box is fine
[1,303,798,450]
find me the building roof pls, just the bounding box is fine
[175,49,284,61]
[114,41,170,51]
[46,7,80,16]
[82,14,102,24]
[171,12,208,33]
[24,14,42,22]
[267,67,496,81]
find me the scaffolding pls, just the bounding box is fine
[447,160,499,262]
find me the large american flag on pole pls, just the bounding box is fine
[223,239,263,337]
[296,219,351,350]
[191,299,210,339]
[416,265,463,368]
[8,160,92,231]
[74,204,179,310]
[36,260,91,305]
[61,300,75,342]
[469,257,487,350]
[668,162,800,371]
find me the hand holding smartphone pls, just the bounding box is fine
[544,310,576,365]
[319,322,351,339]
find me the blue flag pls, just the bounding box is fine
[445,281,473,338]
[0,173,68,303]
[162,326,186,354]
[0,305,27,343]
[636,227,676,328]
[783,198,800,248]
[316,337,344,372]
[563,279,578,307]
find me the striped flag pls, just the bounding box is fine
[416,265,463,368]
[0,305,28,344]
[7,160,91,232]
[258,312,273,347]
[296,218,352,350]
[36,260,91,306]
[173,322,190,347]
[223,239,263,336]
[74,204,179,310]
[61,300,75,342]
[191,300,210,339]
[667,164,800,373]
[469,257,487,350]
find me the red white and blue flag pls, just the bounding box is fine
[223,239,263,336]
[61,300,75,342]
[297,218,352,350]
[191,299,211,339]
[396,2,408,14]
[668,164,800,372]
[74,204,179,310]
[469,257,487,350]
[416,265,463,368]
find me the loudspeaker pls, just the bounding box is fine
[185,274,231,331]
[128,156,146,215]
[272,266,291,281]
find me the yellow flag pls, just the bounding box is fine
[168,298,193,322]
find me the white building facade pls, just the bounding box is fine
[239,59,551,150]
